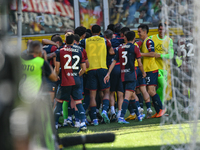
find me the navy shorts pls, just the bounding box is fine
[55,84,83,101]
[123,81,136,92]
[83,73,90,95]
[145,70,158,86]
[46,78,57,92]
[136,67,146,88]
[110,65,124,92]
[86,68,110,91]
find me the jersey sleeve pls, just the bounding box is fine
[51,45,58,53]
[106,39,112,49]
[79,39,86,49]
[82,48,88,60]
[80,51,85,63]
[136,41,143,48]
[42,61,52,77]
[146,39,155,52]
[134,45,141,59]
[114,48,119,62]
[161,38,174,59]
[56,51,60,62]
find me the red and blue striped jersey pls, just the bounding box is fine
[114,43,141,82]
[56,44,85,86]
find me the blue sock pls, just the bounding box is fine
[74,111,79,122]
[68,102,74,118]
[128,102,134,114]
[145,102,151,109]
[76,103,86,123]
[102,99,110,112]
[137,93,144,108]
[83,94,90,111]
[131,100,139,116]
[152,99,160,113]
[54,102,62,123]
[152,94,163,110]
[88,110,93,121]
[120,99,129,118]
[90,106,97,120]
[136,100,140,108]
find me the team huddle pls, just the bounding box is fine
[21,22,174,132]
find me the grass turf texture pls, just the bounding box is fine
[57,106,199,150]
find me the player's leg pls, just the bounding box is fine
[110,91,117,121]
[62,101,68,126]
[86,70,99,125]
[72,84,87,132]
[146,71,166,118]
[116,91,123,119]
[157,69,167,105]
[98,69,111,123]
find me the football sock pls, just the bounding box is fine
[136,100,140,108]
[145,102,151,109]
[152,98,160,113]
[137,93,144,108]
[74,111,79,122]
[54,102,62,123]
[128,101,134,114]
[83,94,90,111]
[152,94,163,110]
[90,106,97,120]
[102,99,110,112]
[62,101,68,120]
[76,103,86,123]
[111,106,115,114]
[120,99,129,118]
[131,99,139,116]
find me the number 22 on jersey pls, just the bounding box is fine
[64,54,80,70]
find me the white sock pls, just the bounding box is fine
[68,116,72,120]
[96,109,99,113]
[111,106,115,114]
[131,112,135,116]
[117,110,121,118]
[81,122,86,126]
[64,119,67,122]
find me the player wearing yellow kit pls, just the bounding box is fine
[138,24,165,118]
[149,23,174,104]
[79,25,115,125]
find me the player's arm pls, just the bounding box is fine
[155,39,174,59]
[43,61,58,82]
[140,39,155,57]
[135,45,146,78]
[79,63,86,76]
[106,39,115,55]
[104,48,119,83]
[82,49,89,68]
[55,51,60,75]
[42,50,47,61]
[42,39,59,48]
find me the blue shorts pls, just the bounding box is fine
[136,67,146,88]
[123,81,136,92]
[86,68,110,91]
[83,73,90,95]
[145,70,158,86]
[110,65,124,92]
[55,84,83,101]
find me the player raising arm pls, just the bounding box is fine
[104,31,146,124]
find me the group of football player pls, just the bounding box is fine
[27,22,173,132]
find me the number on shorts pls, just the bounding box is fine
[122,51,128,65]
[64,54,80,70]
[145,76,150,85]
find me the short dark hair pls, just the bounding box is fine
[92,25,101,34]
[86,29,92,36]
[51,34,60,41]
[114,23,122,33]
[85,32,91,38]
[74,34,80,43]
[104,29,113,39]
[138,24,149,34]
[125,31,135,41]
[74,26,86,37]
[158,23,166,29]
[51,36,63,44]
[107,24,115,32]
[120,27,130,35]
[27,41,42,54]
[66,34,74,44]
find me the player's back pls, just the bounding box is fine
[59,44,84,86]
[85,36,107,71]
[118,43,139,82]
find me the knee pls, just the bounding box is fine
[148,89,156,97]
